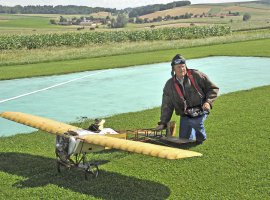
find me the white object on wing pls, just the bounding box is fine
[76,128,118,136]
[99,128,118,134]
[76,129,97,136]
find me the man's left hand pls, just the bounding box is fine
[203,102,211,111]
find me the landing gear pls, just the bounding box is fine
[56,150,99,180]
[55,133,100,180]
[85,163,99,180]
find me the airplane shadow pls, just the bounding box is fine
[167,142,200,149]
[146,139,199,149]
[0,152,170,200]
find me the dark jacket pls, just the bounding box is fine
[160,69,219,124]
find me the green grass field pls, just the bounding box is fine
[0,14,52,28]
[0,2,269,199]
[0,85,269,199]
[1,38,270,80]
[0,14,81,34]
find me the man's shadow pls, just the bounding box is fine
[0,152,170,200]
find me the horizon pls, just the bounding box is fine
[0,0,258,9]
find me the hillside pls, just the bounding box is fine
[139,1,270,19]
[1,1,270,34]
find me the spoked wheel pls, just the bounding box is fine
[85,163,99,180]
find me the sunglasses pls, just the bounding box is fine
[173,58,186,65]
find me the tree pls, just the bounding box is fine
[144,18,150,23]
[243,13,251,21]
[165,15,171,20]
[157,16,163,22]
[49,19,56,24]
[59,16,67,22]
[135,17,143,24]
[111,14,128,28]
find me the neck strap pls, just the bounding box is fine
[173,69,203,99]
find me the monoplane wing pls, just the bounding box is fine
[0,111,202,159]
[0,111,78,135]
[79,134,202,159]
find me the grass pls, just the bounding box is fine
[0,14,54,29]
[1,29,270,67]
[1,38,270,80]
[0,85,269,199]
[0,14,82,34]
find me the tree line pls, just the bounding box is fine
[0,1,191,16]
[0,5,117,14]
[127,1,191,18]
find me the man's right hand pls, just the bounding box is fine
[155,124,165,131]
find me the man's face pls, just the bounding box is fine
[173,64,187,78]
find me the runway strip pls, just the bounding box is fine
[0,71,106,104]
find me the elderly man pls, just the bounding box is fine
[156,54,219,144]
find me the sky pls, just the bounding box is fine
[0,0,258,9]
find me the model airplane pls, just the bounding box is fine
[0,111,202,179]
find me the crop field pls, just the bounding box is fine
[90,11,112,18]
[126,15,270,32]
[126,18,225,29]
[140,6,212,19]
[140,3,270,19]
[0,26,231,50]
[243,2,270,9]
[146,22,210,28]
[137,2,270,31]
[0,29,269,69]
[221,5,270,13]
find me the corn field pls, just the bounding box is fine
[0,26,231,50]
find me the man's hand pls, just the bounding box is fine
[202,102,211,111]
[155,124,165,131]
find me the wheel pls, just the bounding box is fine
[85,163,99,180]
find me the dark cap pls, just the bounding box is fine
[171,54,186,66]
[94,118,101,124]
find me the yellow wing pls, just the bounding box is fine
[0,111,78,135]
[79,134,201,159]
[0,111,202,159]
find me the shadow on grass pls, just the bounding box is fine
[146,139,199,150]
[0,152,170,200]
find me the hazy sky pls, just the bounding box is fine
[0,0,257,9]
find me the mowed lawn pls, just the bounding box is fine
[0,85,269,199]
[1,38,270,80]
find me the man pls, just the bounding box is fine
[156,54,219,144]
